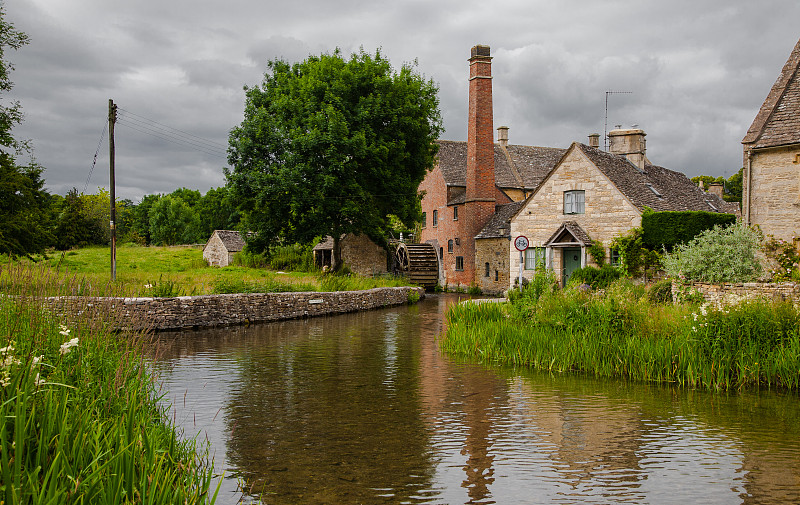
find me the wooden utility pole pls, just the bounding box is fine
[109,99,117,281]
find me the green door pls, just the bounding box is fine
[562,247,581,286]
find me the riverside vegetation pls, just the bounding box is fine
[0,262,219,502]
[444,225,800,391]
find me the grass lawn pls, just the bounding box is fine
[5,244,409,297]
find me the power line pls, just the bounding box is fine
[118,108,228,149]
[83,121,107,194]
[115,108,228,159]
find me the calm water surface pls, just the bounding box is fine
[155,294,800,504]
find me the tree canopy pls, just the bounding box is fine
[226,49,442,267]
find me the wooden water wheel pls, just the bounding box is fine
[395,242,439,290]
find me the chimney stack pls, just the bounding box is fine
[609,127,647,171]
[497,126,509,147]
[466,44,495,203]
[588,133,600,149]
[708,182,725,200]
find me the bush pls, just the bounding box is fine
[569,265,622,289]
[647,279,674,304]
[587,241,606,267]
[662,224,762,283]
[642,209,736,251]
[268,244,316,272]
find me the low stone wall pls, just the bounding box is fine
[47,287,425,332]
[674,281,800,306]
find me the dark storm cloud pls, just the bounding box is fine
[3,0,800,201]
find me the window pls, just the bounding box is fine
[564,190,585,215]
[455,256,464,271]
[524,247,546,270]
[453,206,459,220]
[447,239,454,253]
[433,209,438,227]
[439,247,443,259]
[421,212,426,228]
[485,262,490,277]
[495,269,499,281]
[610,248,620,266]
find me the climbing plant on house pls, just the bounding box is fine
[226,49,442,269]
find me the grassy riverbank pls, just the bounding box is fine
[3,244,411,296]
[443,277,800,390]
[0,263,218,502]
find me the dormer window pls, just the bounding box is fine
[564,190,585,215]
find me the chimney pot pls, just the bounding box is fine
[588,133,600,149]
[471,45,491,59]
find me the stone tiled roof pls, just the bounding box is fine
[743,37,800,150]
[475,201,525,239]
[211,230,245,252]
[577,143,736,214]
[544,221,593,246]
[436,140,565,190]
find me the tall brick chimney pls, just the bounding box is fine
[460,44,496,286]
[466,44,495,205]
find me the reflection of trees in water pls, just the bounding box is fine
[219,308,437,504]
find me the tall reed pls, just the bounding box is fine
[0,261,218,503]
[444,278,800,391]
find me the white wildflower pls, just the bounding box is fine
[34,373,45,386]
[59,324,71,337]
[31,355,43,367]
[144,284,153,289]
[0,344,14,354]
[60,337,79,355]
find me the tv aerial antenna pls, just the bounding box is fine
[604,91,632,151]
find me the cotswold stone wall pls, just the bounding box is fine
[48,287,424,332]
[674,281,800,306]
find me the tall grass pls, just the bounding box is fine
[444,277,800,391]
[0,262,218,503]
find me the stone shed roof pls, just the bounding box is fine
[743,37,800,150]
[208,230,245,252]
[436,140,565,191]
[577,143,737,214]
[475,201,525,239]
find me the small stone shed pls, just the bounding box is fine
[312,234,388,276]
[203,230,245,267]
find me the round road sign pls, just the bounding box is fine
[514,235,529,251]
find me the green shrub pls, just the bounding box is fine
[232,250,269,268]
[268,244,316,272]
[610,227,661,279]
[588,241,606,267]
[647,279,674,304]
[569,265,622,289]
[642,209,736,251]
[407,289,421,304]
[763,235,800,282]
[467,284,482,295]
[147,275,187,297]
[662,224,762,283]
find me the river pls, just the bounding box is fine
[154,293,800,504]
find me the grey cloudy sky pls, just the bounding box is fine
[5,0,800,202]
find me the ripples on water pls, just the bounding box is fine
[154,294,800,505]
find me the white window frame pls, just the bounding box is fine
[524,247,546,270]
[564,190,585,215]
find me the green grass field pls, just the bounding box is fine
[6,245,410,297]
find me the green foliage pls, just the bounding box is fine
[194,186,240,239]
[149,195,201,246]
[226,48,443,268]
[0,155,52,256]
[212,276,313,294]
[231,249,270,268]
[145,275,190,297]
[662,224,762,283]
[642,209,736,251]
[692,169,743,205]
[0,262,217,502]
[762,235,800,282]
[443,278,800,390]
[407,289,421,304]
[647,279,674,304]
[268,243,316,272]
[569,265,622,289]
[467,284,482,295]
[587,241,606,267]
[610,227,661,279]
[128,194,162,245]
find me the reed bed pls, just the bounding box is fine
[0,262,218,503]
[443,278,800,391]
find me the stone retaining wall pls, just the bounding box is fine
[674,281,800,306]
[47,287,425,332]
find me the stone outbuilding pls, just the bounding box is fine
[203,230,245,267]
[312,234,388,276]
[742,36,800,244]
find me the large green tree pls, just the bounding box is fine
[0,7,51,256]
[148,195,200,246]
[226,49,442,269]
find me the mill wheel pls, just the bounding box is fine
[395,242,439,290]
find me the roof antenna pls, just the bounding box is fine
[604,91,632,151]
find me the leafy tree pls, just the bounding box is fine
[227,49,442,269]
[148,195,200,245]
[53,188,94,250]
[128,194,162,245]
[168,187,202,208]
[0,7,53,256]
[691,169,743,205]
[195,186,240,239]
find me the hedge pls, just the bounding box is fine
[642,210,736,251]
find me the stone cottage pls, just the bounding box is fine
[203,230,245,267]
[742,36,800,244]
[312,234,388,276]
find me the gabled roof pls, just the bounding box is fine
[576,143,737,214]
[475,201,525,239]
[209,230,245,252]
[436,140,566,190]
[544,221,593,247]
[743,37,800,150]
